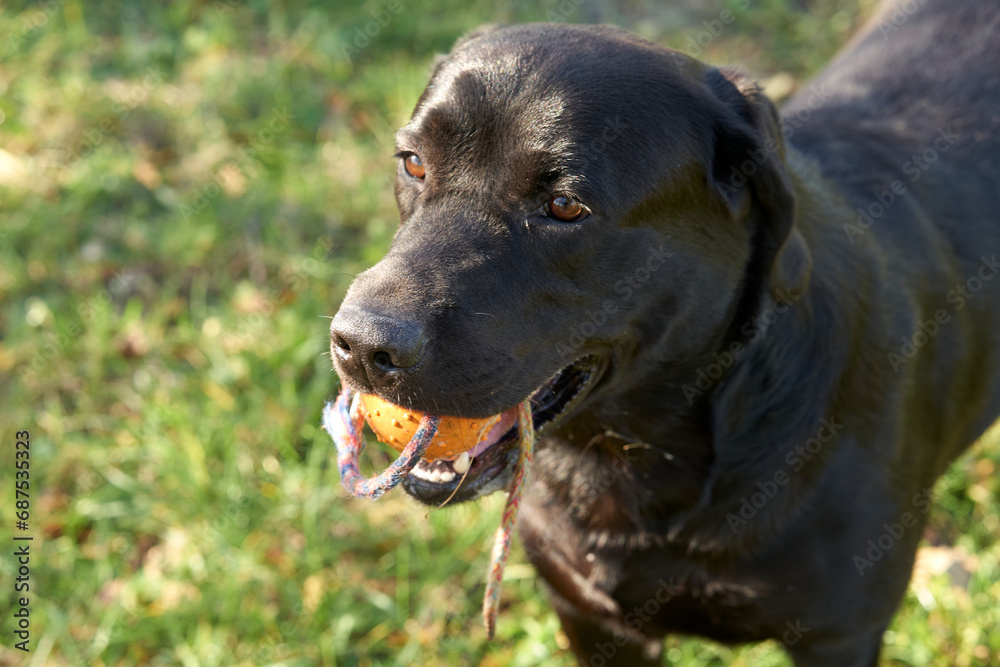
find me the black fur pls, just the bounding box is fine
[330,2,1000,664]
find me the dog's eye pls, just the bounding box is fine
[403,154,425,179]
[545,195,589,222]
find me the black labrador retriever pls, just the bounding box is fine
[330,0,1000,664]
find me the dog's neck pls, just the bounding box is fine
[524,146,886,559]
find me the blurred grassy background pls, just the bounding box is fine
[1,0,998,665]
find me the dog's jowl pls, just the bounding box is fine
[330,1,1000,664]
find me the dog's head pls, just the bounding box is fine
[330,23,810,504]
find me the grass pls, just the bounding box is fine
[0,0,997,665]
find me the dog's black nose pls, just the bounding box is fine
[330,305,427,388]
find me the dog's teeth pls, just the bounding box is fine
[411,466,433,481]
[409,461,457,484]
[453,452,471,474]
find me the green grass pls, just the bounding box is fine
[1,0,998,665]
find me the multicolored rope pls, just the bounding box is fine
[483,398,535,640]
[321,386,537,638]
[322,387,439,500]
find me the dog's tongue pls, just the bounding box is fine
[466,407,519,458]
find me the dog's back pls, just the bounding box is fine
[785,0,1000,468]
[787,0,1000,209]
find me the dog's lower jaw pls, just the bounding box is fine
[402,460,514,504]
[399,355,608,505]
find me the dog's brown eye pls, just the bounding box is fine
[546,195,589,222]
[404,154,425,179]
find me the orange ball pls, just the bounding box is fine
[358,393,502,460]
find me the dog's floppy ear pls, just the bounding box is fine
[703,67,811,304]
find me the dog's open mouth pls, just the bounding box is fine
[401,355,604,504]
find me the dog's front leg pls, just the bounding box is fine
[549,591,664,667]
[784,623,887,667]
[519,503,663,665]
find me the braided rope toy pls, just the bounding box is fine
[321,387,536,638]
[322,388,439,500]
[483,397,534,639]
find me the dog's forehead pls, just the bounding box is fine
[400,41,578,156]
[397,24,713,201]
[409,24,701,129]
